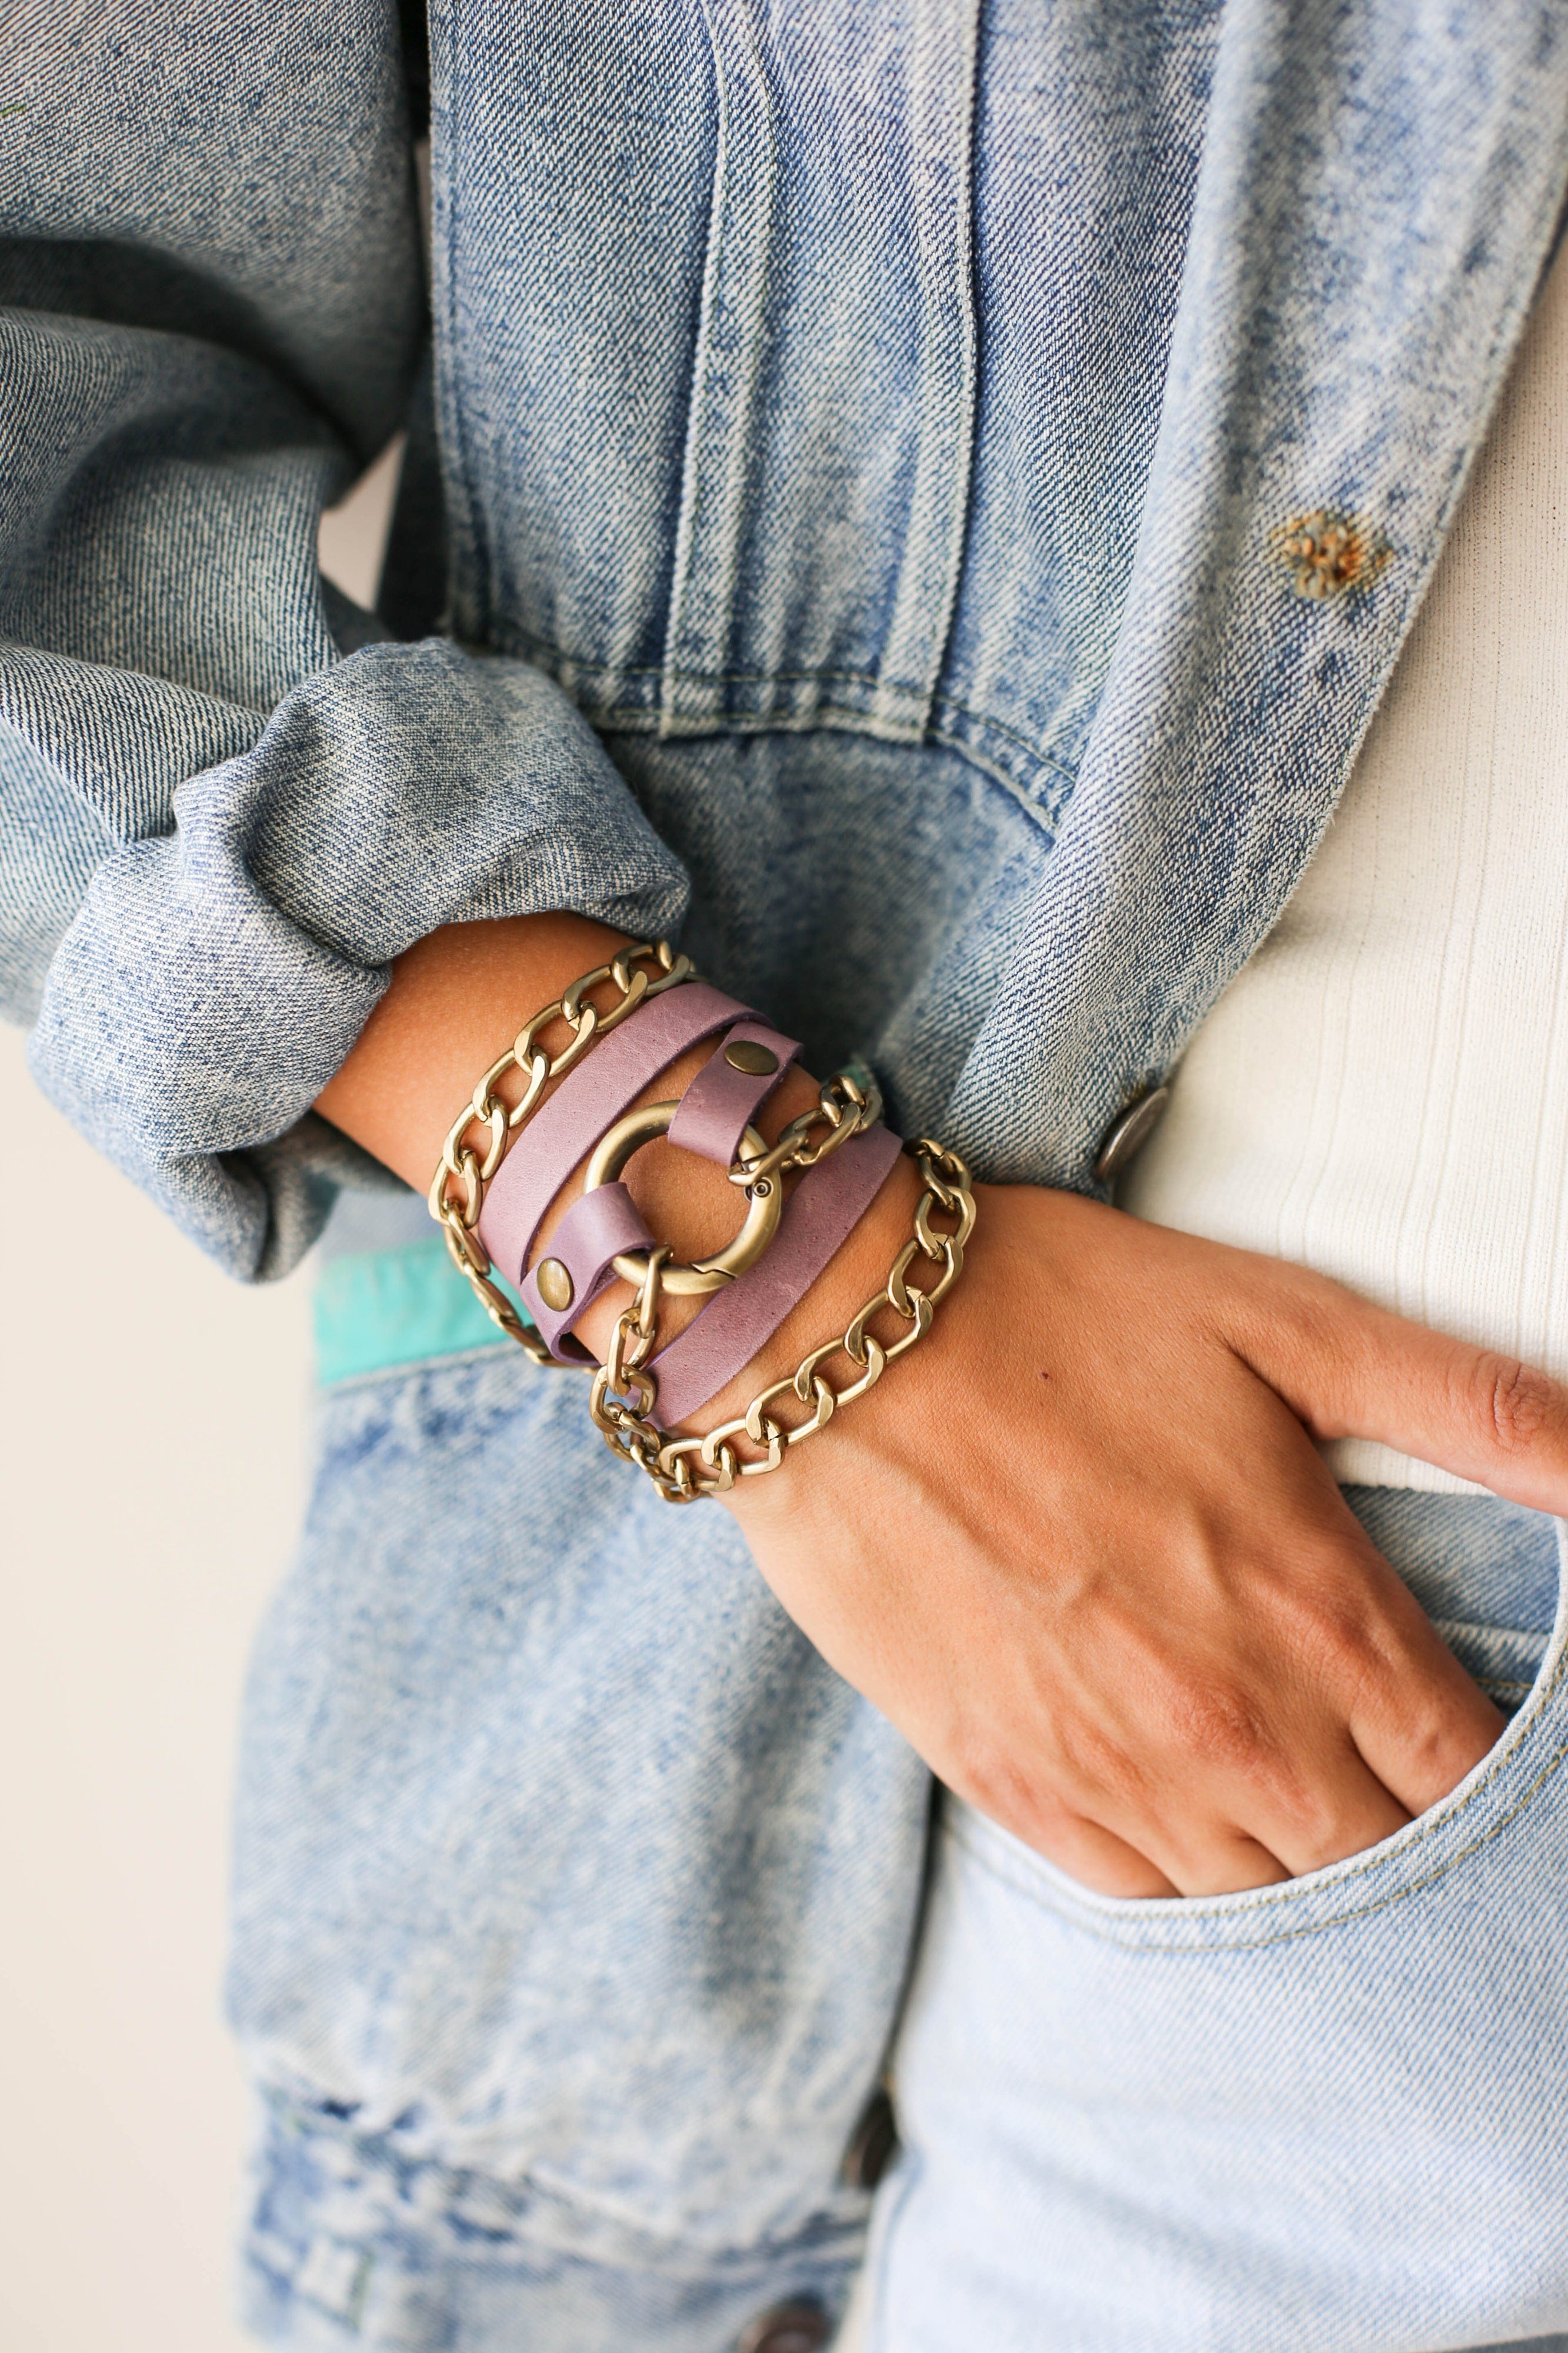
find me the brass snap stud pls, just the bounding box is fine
[724,1038,779,1076]
[534,1257,574,1313]
[583,1101,783,1294]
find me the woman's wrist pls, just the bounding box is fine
[314,912,635,1189]
[316,914,946,1486]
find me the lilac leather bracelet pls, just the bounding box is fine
[646,1121,905,1428]
[666,1019,799,1165]
[476,978,750,1301]
[520,1181,658,1360]
[520,1095,779,1360]
[516,1022,795,1360]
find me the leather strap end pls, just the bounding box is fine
[521,1181,654,1362]
[666,1019,802,1167]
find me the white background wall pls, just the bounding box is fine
[0,458,397,2353]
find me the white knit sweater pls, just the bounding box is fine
[1122,241,1568,1494]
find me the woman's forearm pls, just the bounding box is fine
[314,912,630,1192]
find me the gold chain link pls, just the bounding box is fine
[723,1066,883,1191]
[589,1140,976,1501]
[427,938,696,1365]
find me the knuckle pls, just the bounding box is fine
[1390,1697,1489,1794]
[949,1728,1056,1841]
[1255,1770,1344,1860]
[1285,1577,1379,1677]
[1169,1679,1274,1778]
[1464,1352,1562,1455]
[965,1712,1150,1842]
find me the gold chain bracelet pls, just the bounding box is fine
[428,938,696,1365]
[588,1140,976,1502]
[723,1064,884,1191]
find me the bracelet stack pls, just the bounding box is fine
[429,938,975,1502]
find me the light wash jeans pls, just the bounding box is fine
[855,1488,1568,2351]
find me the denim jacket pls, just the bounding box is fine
[5,5,1568,2347]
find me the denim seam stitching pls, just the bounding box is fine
[431,0,495,646]
[602,695,1073,800]
[657,0,779,718]
[485,625,1083,788]
[579,701,1072,835]
[489,631,919,694]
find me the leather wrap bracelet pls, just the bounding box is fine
[428,938,974,1499]
[590,1139,976,1502]
[428,938,699,1365]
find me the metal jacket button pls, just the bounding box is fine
[842,2084,899,2191]
[1093,1083,1170,1183]
[736,2300,832,2353]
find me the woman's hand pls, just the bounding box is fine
[315,920,1567,1901]
[723,1178,1568,1898]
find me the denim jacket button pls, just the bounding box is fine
[1093,1083,1171,1182]
[842,2084,900,2190]
[736,2300,832,2353]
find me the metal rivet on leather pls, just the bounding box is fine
[735,2299,832,2353]
[725,1038,780,1076]
[842,2084,899,2192]
[1093,1083,1171,1184]
[534,1257,573,1312]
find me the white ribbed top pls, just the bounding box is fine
[1122,241,1568,1494]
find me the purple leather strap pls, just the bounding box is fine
[647,1122,905,1429]
[476,980,750,1291]
[519,1181,654,1362]
[666,1019,801,1166]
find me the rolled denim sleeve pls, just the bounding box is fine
[0,0,689,1277]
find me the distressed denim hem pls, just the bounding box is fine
[241,2089,865,2353]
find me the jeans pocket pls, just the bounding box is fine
[952,1508,1568,1954]
[1344,1483,1558,1715]
[873,1509,1568,2351]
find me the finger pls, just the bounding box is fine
[1015,1801,1181,1897]
[1345,1611,1506,1820]
[1233,1735,1413,1879]
[1086,1782,1295,1895]
[1227,1268,1568,1514]
[1140,1827,1295,1898]
[1240,1495,1507,1828]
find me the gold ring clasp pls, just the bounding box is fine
[582,1101,783,1295]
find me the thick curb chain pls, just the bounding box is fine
[725,1065,883,1190]
[427,938,696,1365]
[589,1141,976,1502]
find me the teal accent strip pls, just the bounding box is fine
[313,1237,515,1385]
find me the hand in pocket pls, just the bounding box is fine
[728,1183,1568,1898]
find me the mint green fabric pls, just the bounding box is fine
[313,1238,512,1384]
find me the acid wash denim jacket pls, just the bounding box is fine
[5,3,1568,2347]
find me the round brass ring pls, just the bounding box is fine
[583,1100,782,1294]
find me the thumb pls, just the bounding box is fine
[1225,1268,1568,1514]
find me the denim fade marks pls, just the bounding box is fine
[8,1,1568,2343]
